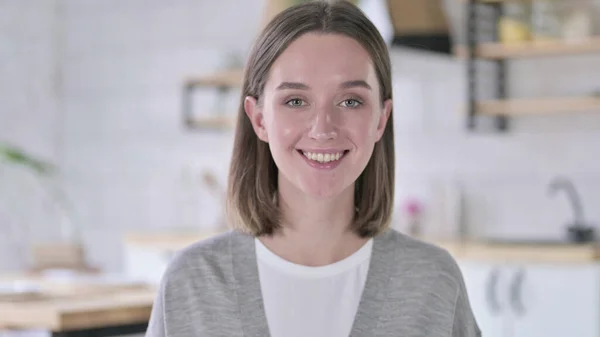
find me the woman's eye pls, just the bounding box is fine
[286,98,305,107]
[341,99,362,108]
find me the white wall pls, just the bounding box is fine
[1,0,599,272]
[56,0,268,271]
[0,0,65,270]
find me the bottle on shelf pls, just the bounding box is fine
[561,0,594,42]
[530,0,563,43]
[498,3,532,44]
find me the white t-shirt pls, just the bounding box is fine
[255,238,373,337]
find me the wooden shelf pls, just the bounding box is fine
[185,68,244,88]
[184,116,237,130]
[455,36,600,59]
[477,96,600,116]
[459,0,530,3]
[182,69,242,131]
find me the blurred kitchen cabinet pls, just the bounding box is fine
[460,261,600,337]
[459,262,507,337]
[511,265,599,337]
[387,0,452,54]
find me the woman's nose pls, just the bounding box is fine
[308,108,338,141]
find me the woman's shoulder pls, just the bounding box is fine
[160,229,250,284]
[377,228,465,283]
[380,228,458,260]
[378,229,480,336]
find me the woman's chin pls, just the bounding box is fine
[304,190,338,200]
[300,184,346,200]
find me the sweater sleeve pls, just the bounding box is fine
[145,283,167,337]
[452,280,482,337]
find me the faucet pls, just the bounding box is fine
[548,176,595,242]
[548,176,585,225]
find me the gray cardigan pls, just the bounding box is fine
[145,228,481,337]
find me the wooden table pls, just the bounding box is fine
[0,273,156,337]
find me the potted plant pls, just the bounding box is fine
[0,143,91,273]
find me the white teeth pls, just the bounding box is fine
[301,151,345,164]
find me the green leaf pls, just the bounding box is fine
[0,143,56,175]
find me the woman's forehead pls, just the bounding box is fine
[266,33,377,89]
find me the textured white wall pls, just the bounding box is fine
[56,0,266,271]
[0,0,65,270]
[1,0,599,272]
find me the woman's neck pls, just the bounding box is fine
[258,179,369,267]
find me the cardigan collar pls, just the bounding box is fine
[230,229,397,337]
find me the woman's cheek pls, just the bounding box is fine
[347,113,376,137]
[269,117,300,147]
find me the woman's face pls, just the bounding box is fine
[245,33,392,200]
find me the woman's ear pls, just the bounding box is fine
[245,96,268,142]
[375,99,392,141]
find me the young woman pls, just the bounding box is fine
[146,1,480,336]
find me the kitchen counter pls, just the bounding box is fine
[426,238,600,264]
[123,230,600,264]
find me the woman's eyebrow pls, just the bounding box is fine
[276,80,371,90]
[340,80,371,90]
[276,82,310,90]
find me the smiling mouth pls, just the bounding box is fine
[297,150,350,164]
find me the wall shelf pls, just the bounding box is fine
[477,96,600,116]
[184,69,244,88]
[183,116,236,130]
[456,37,600,60]
[462,0,600,131]
[182,68,244,131]
[460,0,532,3]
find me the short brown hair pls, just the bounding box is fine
[226,0,394,238]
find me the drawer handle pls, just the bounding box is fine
[510,268,526,316]
[486,268,502,315]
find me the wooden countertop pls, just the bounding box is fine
[0,274,156,331]
[123,231,600,264]
[428,238,600,264]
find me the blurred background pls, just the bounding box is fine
[1,0,599,336]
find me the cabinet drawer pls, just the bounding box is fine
[460,261,600,337]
